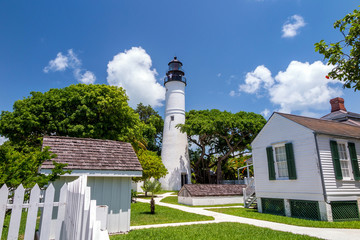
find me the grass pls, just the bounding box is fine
[208,207,360,229]
[160,196,243,208]
[130,202,213,226]
[110,222,320,240]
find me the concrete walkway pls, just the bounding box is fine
[133,192,360,240]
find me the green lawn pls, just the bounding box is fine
[160,196,243,208]
[130,202,213,226]
[110,222,320,240]
[208,207,360,229]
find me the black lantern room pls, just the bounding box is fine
[164,56,187,85]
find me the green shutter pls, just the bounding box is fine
[266,147,276,180]
[330,140,343,180]
[348,142,360,180]
[285,143,297,180]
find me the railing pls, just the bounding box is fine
[243,177,256,208]
[164,76,187,85]
[0,175,109,240]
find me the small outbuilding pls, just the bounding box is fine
[41,136,142,234]
[178,184,246,206]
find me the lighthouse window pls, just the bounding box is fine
[171,116,174,121]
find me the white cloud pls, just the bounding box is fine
[282,15,306,38]
[43,52,69,73]
[44,49,96,84]
[74,69,96,84]
[239,65,273,93]
[261,108,270,118]
[0,136,8,145]
[217,73,222,77]
[229,90,236,97]
[107,47,166,108]
[239,61,342,115]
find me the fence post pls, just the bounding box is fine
[24,184,41,240]
[39,184,55,240]
[8,184,25,240]
[0,184,9,238]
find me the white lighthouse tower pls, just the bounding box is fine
[160,57,191,190]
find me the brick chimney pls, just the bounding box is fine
[330,97,347,112]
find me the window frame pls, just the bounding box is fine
[335,139,354,181]
[272,143,289,180]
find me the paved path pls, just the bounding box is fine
[132,192,360,240]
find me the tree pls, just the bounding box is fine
[0,142,70,190]
[141,179,162,214]
[177,109,266,183]
[315,7,360,90]
[133,149,168,196]
[0,84,144,190]
[0,84,144,148]
[135,103,164,153]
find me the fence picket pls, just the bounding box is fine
[8,184,25,240]
[55,183,67,240]
[0,184,9,238]
[39,184,55,240]
[81,186,91,240]
[24,184,40,240]
[2,176,109,240]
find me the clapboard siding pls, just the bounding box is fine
[252,113,324,201]
[317,134,360,200]
[53,176,131,233]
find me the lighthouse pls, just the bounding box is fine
[160,57,191,190]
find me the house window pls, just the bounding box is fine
[330,140,360,181]
[338,143,351,179]
[266,142,296,180]
[274,146,289,178]
[171,116,174,121]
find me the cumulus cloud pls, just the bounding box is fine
[239,65,274,93]
[261,108,270,118]
[239,61,342,115]
[229,90,236,97]
[44,49,96,84]
[0,136,8,145]
[282,15,306,38]
[107,47,166,108]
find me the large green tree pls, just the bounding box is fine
[315,6,360,90]
[0,84,145,189]
[0,84,144,147]
[135,103,163,153]
[177,109,265,183]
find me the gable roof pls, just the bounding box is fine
[41,136,142,171]
[179,184,246,197]
[277,112,360,140]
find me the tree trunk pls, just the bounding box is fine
[150,197,155,214]
[216,158,222,184]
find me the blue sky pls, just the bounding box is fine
[0,0,359,132]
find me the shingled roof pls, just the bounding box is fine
[42,136,142,171]
[277,112,360,139]
[178,184,246,197]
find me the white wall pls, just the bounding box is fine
[53,176,132,234]
[317,134,360,201]
[252,113,324,201]
[178,196,243,206]
[161,80,191,190]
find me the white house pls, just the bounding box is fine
[41,136,142,233]
[251,98,360,221]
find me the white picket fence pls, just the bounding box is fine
[0,175,109,240]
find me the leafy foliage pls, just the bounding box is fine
[315,7,360,90]
[0,142,70,190]
[177,109,265,183]
[0,84,143,190]
[134,149,168,183]
[0,84,144,147]
[135,103,163,153]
